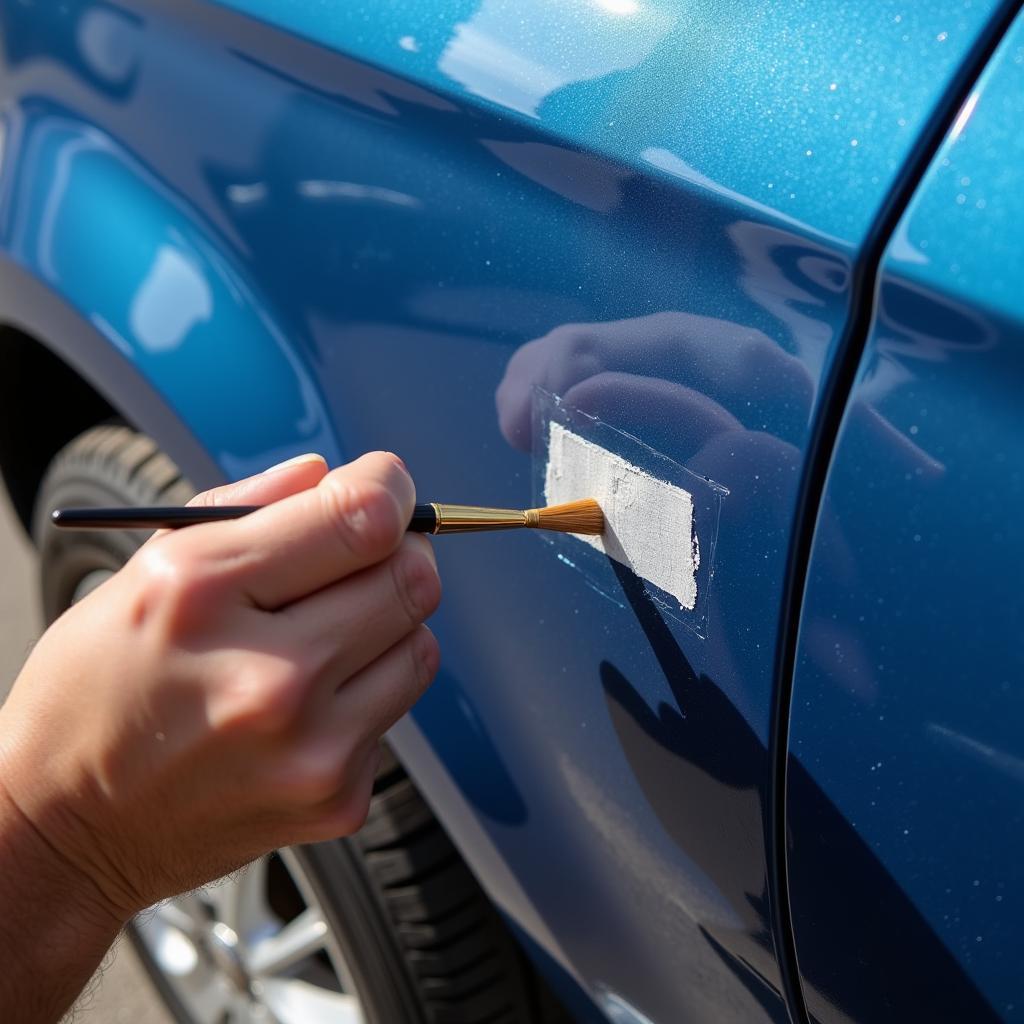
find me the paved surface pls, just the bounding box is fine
[0,492,172,1024]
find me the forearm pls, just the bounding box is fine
[0,768,123,1023]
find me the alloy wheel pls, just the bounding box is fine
[133,849,367,1024]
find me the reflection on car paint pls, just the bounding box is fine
[788,18,1024,1018]
[0,1,1015,1021]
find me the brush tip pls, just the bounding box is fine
[533,498,604,536]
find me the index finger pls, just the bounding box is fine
[187,453,329,509]
[145,453,329,545]
[229,452,415,609]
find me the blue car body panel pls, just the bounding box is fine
[788,13,1024,1023]
[0,1,1018,1021]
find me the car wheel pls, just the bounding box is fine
[34,423,563,1024]
[32,422,194,620]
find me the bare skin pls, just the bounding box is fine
[0,450,441,1023]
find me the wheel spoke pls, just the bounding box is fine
[248,907,329,977]
[234,856,279,940]
[200,875,243,930]
[203,857,283,944]
[149,897,204,935]
[183,974,233,1024]
[259,977,362,1024]
[275,848,362,997]
[135,902,204,979]
[136,850,365,1023]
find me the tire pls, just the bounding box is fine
[34,424,568,1024]
[32,422,194,621]
[290,744,553,1024]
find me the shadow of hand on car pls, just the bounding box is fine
[494,307,989,1021]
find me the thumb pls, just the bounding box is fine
[188,453,329,509]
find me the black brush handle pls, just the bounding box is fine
[408,503,437,533]
[52,503,439,532]
[50,506,263,529]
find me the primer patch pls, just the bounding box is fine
[532,389,725,636]
[545,421,698,611]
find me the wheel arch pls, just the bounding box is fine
[0,259,226,535]
[0,320,114,531]
[0,109,345,530]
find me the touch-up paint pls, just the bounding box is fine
[544,421,698,611]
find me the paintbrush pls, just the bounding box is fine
[49,499,604,536]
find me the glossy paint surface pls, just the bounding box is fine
[787,14,1024,1023]
[0,1,1009,1020]
[212,0,989,247]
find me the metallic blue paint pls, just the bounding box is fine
[1,103,339,477]
[0,1,1017,1021]
[787,13,1024,1023]
[211,0,996,246]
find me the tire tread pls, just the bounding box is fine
[355,755,568,1024]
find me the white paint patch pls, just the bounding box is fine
[544,421,697,611]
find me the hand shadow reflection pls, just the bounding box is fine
[602,559,998,1023]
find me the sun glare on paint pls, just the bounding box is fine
[593,0,641,15]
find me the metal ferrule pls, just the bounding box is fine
[431,503,529,534]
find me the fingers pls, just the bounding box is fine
[279,533,441,689]
[261,626,439,844]
[143,455,328,546]
[290,741,382,845]
[229,452,416,609]
[187,453,329,509]
[327,625,440,745]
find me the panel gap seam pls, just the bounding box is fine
[766,4,1024,1023]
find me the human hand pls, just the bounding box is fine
[0,451,441,925]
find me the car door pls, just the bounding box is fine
[1,1,1016,1020]
[786,11,1024,1023]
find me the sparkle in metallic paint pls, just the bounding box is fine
[0,1,1013,1021]
[788,13,1024,1023]
[211,0,997,246]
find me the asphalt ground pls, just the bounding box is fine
[0,490,172,1024]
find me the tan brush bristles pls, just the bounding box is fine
[531,498,604,536]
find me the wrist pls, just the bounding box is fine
[0,768,124,1021]
[0,714,127,931]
